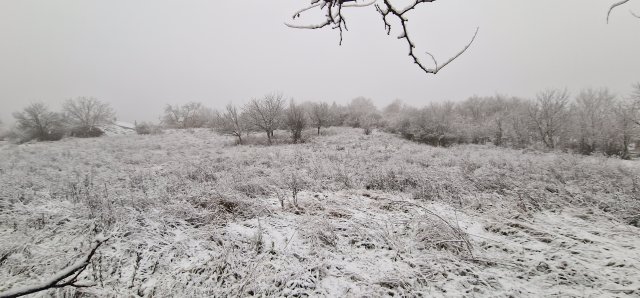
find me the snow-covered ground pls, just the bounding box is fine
[0,128,638,297]
[99,121,136,136]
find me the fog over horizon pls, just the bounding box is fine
[1,0,639,124]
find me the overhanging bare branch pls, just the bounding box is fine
[608,0,632,23]
[287,0,479,75]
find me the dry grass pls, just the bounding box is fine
[0,128,639,297]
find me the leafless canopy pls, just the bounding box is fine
[63,97,115,131]
[633,83,640,126]
[214,103,247,144]
[287,0,479,75]
[285,100,307,143]
[243,93,286,144]
[12,103,64,141]
[308,102,331,135]
[527,89,570,149]
[161,102,212,129]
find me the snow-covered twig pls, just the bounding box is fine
[288,0,479,75]
[0,235,109,298]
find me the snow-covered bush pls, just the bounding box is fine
[135,122,163,135]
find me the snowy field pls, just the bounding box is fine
[0,128,639,297]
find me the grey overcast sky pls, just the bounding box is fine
[0,0,639,123]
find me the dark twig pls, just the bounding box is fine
[288,0,479,74]
[608,0,632,23]
[0,236,109,298]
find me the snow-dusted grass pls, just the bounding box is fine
[0,128,639,297]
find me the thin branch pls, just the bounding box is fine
[607,0,631,23]
[426,27,480,74]
[291,2,323,19]
[285,0,376,45]
[379,0,479,74]
[0,236,109,298]
[288,0,479,74]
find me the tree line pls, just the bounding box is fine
[383,86,640,159]
[176,87,640,159]
[2,85,639,159]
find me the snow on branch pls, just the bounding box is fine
[287,0,479,75]
[0,235,109,298]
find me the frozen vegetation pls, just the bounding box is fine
[0,128,639,297]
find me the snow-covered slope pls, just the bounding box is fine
[98,121,136,136]
[0,128,638,297]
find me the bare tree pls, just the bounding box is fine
[571,88,616,154]
[458,96,492,144]
[485,95,512,146]
[63,97,115,136]
[12,103,64,142]
[633,83,640,126]
[243,93,286,144]
[287,0,479,75]
[501,98,532,148]
[361,113,380,135]
[308,102,331,135]
[346,97,378,128]
[161,102,213,129]
[383,99,404,116]
[214,103,248,144]
[613,98,639,159]
[527,89,570,149]
[329,101,347,126]
[286,100,308,143]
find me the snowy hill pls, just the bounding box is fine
[99,121,136,136]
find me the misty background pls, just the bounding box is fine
[0,0,639,123]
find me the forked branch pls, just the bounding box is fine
[287,0,479,74]
[286,0,376,44]
[0,236,109,298]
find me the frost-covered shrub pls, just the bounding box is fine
[63,97,115,138]
[233,180,269,198]
[69,126,105,138]
[284,171,310,207]
[364,169,419,192]
[12,103,65,142]
[185,166,217,183]
[0,121,7,141]
[135,122,163,135]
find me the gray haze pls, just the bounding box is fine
[1,0,639,123]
